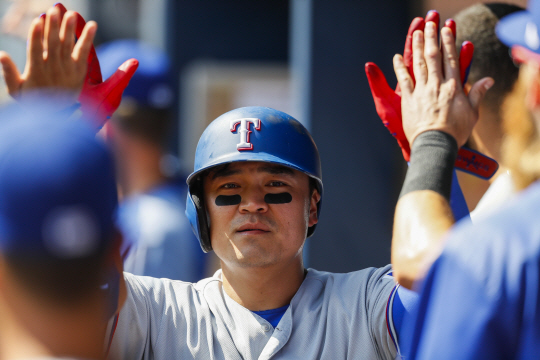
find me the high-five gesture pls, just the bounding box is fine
[55,3,139,130]
[394,22,493,148]
[0,3,138,130]
[0,6,96,105]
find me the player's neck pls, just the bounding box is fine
[458,106,506,211]
[220,259,306,311]
[470,105,504,164]
[0,290,107,360]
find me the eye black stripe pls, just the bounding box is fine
[264,192,292,204]
[215,195,241,206]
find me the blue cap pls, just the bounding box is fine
[496,0,540,55]
[97,39,174,109]
[0,103,118,258]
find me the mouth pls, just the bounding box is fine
[236,224,271,234]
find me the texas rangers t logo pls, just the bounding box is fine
[230,118,261,151]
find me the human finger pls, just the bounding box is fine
[459,41,474,86]
[412,30,427,85]
[424,21,442,84]
[73,21,97,68]
[26,17,44,74]
[55,3,68,19]
[444,19,456,38]
[73,11,87,40]
[425,10,440,30]
[0,52,22,96]
[441,27,460,81]
[469,77,494,112]
[394,54,414,95]
[403,17,425,84]
[44,6,61,62]
[60,11,76,61]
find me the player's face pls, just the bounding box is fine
[203,161,320,269]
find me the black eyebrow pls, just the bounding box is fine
[210,163,295,180]
[210,164,239,180]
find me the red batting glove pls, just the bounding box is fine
[366,11,473,161]
[55,3,139,130]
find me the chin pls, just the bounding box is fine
[229,246,282,269]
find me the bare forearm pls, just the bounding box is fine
[392,191,454,289]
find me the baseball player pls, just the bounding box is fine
[394,1,540,358]
[97,39,210,281]
[453,3,522,220]
[107,106,415,359]
[0,100,122,360]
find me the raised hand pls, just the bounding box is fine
[0,6,96,106]
[55,3,139,130]
[394,22,493,147]
[366,12,473,161]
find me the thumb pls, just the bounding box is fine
[0,51,22,97]
[99,58,139,115]
[365,62,395,101]
[469,77,494,111]
[103,58,139,91]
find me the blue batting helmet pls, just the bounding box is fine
[186,106,323,252]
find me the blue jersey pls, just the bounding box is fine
[401,181,540,359]
[118,178,207,282]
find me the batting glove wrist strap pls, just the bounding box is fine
[399,131,458,200]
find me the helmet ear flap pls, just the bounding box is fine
[189,179,213,252]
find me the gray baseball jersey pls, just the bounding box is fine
[109,265,399,360]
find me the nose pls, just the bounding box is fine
[239,187,268,213]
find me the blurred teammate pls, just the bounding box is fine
[98,40,209,281]
[0,101,123,360]
[0,6,129,359]
[388,1,540,358]
[453,3,522,219]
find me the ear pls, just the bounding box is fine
[308,189,321,227]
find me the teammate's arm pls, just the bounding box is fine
[391,22,493,289]
[0,6,96,105]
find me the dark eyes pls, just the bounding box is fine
[222,183,239,189]
[268,181,286,187]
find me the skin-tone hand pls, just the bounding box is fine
[390,22,493,290]
[394,22,494,148]
[0,6,97,104]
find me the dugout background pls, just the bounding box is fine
[4,0,526,273]
[166,0,411,272]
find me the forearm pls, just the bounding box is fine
[392,131,458,289]
[392,191,454,289]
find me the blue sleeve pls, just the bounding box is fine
[392,285,419,340]
[399,225,526,359]
[141,228,206,282]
